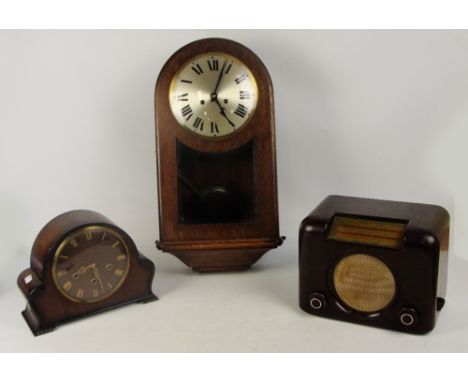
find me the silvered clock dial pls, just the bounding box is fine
[169,52,258,138]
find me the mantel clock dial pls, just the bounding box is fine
[52,226,130,303]
[18,210,157,336]
[155,38,284,272]
[169,52,258,138]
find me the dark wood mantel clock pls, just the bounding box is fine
[18,210,157,335]
[155,38,283,272]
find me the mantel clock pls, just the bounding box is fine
[18,210,157,335]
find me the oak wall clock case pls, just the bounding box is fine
[155,38,283,272]
[17,210,157,335]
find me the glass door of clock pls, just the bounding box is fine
[176,141,256,224]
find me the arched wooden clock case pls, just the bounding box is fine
[155,38,283,272]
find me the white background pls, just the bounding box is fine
[1,30,468,352]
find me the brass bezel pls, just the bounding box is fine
[51,225,131,304]
[168,51,259,140]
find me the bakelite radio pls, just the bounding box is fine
[299,195,449,334]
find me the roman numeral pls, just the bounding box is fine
[235,74,248,84]
[63,281,72,291]
[112,241,120,248]
[191,63,203,75]
[239,90,251,100]
[210,122,219,134]
[85,231,93,241]
[177,93,188,101]
[225,63,232,74]
[92,289,99,298]
[207,59,219,71]
[181,105,193,121]
[76,288,84,298]
[193,117,204,130]
[234,104,248,118]
[181,79,192,83]
[57,270,67,278]
[70,239,78,248]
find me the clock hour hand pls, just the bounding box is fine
[92,265,105,292]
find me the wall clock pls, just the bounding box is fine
[17,210,157,335]
[155,38,284,272]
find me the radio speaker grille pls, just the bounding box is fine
[333,254,396,313]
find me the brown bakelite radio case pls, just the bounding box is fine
[299,195,449,334]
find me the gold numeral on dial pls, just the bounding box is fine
[85,231,93,241]
[57,270,67,277]
[76,288,84,298]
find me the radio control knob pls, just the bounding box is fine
[399,307,418,327]
[310,293,327,310]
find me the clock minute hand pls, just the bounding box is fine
[211,60,227,96]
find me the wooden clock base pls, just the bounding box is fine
[157,237,285,272]
[20,289,157,336]
[18,254,157,336]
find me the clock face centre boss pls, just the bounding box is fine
[155,38,283,272]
